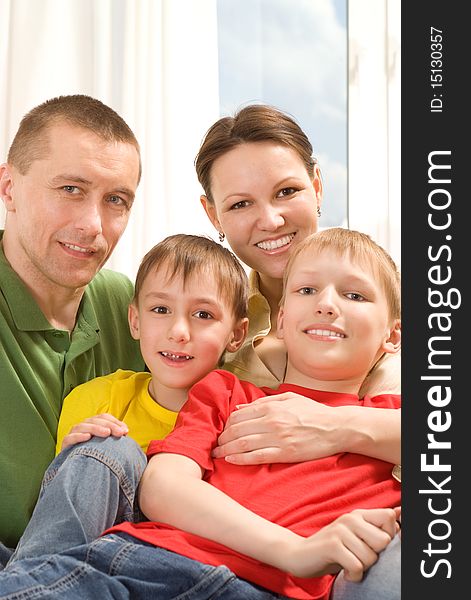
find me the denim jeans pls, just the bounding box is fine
[7,436,147,565]
[331,534,401,600]
[0,533,287,599]
[0,532,400,600]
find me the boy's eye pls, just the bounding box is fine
[194,310,213,320]
[152,306,169,314]
[346,292,366,302]
[277,187,297,198]
[298,287,316,295]
[230,200,250,210]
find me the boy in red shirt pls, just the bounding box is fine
[0,228,401,600]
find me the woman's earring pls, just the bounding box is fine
[219,232,225,243]
[317,207,321,218]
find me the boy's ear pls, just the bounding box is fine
[382,319,401,354]
[276,307,285,339]
[128,303,140,340]
[200,195,223,237]
[225,318,249,353]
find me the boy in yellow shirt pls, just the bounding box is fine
[6,234,248,563]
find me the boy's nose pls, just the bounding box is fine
[314,288,339,317]
[168,317,190,343]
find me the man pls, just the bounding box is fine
[0,95,145,549]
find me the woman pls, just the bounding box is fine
[195,104,401,468]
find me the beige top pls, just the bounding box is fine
[222,270,284,388]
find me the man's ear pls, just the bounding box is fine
[382,319,401,354]
[0,164,15,211]
[225,318,249,353]
[200,195,223,235]
[128,303,140,340]
[276,307,285,340]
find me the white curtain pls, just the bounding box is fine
[348,0,401,267]
[0,0,220,281]
[1,0,401,276]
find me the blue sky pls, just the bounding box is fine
[216,0,347,226]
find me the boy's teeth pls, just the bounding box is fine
[161,352,193,360]
[257,234,294,251]
[306,329,345,338]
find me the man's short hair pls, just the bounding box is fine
[7,94,141,179]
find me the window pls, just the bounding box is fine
[216,0,348,228]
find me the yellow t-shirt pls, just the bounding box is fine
[56,370,178,454]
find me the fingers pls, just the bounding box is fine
[213,429,277,459]
[61,432,92,450]
[357,507,398,540]
[62,414,128,451]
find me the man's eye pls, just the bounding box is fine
[108,195,127,208]
[62,186,79,194]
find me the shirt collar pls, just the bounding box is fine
[0,230,97,334]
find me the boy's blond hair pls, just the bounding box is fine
[133,234,248,321]
[282,227,401,321]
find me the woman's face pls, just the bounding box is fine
[201,142,322,281]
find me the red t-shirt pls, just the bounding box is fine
[108,370,401,600]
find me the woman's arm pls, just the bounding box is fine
[138,452,397,581]
[212,396,401,465]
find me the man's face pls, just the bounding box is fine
[1,122,140,291]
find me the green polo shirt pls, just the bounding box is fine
[0,231,144,547]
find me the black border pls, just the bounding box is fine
[402,2,465,596]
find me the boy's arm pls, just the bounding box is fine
[139,452,398,581]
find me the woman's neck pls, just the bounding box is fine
[258,273,284,322]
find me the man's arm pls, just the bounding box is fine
[139,452,398,581]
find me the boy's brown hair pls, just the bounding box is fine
[282,227,401,321]
[133,234,248,321]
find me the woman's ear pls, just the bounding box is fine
[128,303,140,340]
[200,195,222,234]
[225,318,249,353]
[382,319,401,354]
[312,163,323,213]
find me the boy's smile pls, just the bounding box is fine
[278,248,399,394]
[128,266,246,411]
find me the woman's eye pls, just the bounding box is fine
[230,200,250,210]
[277,187,297,197]
[194,310,213,319]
